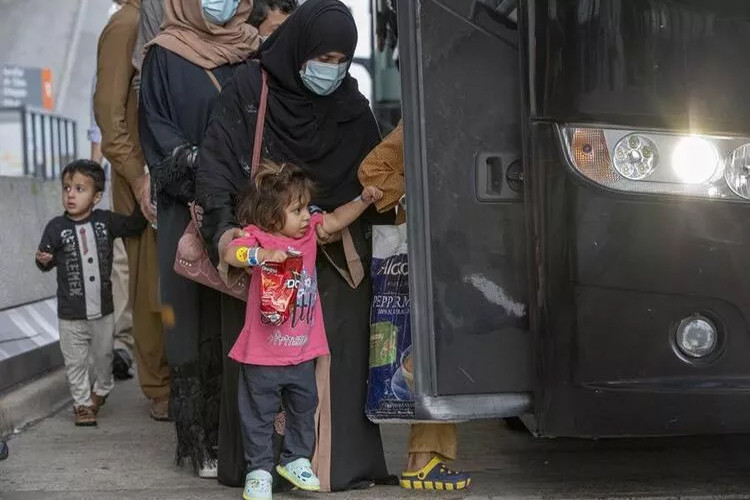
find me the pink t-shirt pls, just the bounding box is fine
[228,213,330,366]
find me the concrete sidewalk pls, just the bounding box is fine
[2,376,750,499]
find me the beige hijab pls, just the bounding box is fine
[146,0,258,69]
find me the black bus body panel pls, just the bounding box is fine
[398,0,532,416]
[526,0,750,436]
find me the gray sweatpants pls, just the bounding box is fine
[58,314,115,407]
[238,361,318,473]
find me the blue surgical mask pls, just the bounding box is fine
[299,60,348,96]
[201,0,240,26]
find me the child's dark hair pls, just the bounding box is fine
[236,160,315,233]
[248,0,298,27]
[61,159,106,193]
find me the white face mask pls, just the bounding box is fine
[107,2,122,19]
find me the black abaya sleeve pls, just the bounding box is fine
[139,46,194,200]
[196,61,262,264]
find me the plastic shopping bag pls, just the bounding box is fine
[366,224,414,422]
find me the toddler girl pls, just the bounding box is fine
[223,160,382,500]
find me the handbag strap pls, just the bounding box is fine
[319,226,365,290]
[204,69,222,93]
[251,69,269,178]
[342,227,365,287]
[187,202,200,228]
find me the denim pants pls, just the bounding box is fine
[238,360,318,473]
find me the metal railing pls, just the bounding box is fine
[0,106,77,180]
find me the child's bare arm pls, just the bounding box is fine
[223,244,288,268]
[322,186,383,235]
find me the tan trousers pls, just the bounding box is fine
[112,238,134,355]
[110,173,135,357]
[59,315,115,407]
[112,172,170,400]
[407,423,458,461]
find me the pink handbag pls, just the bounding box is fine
[173,69,269,300]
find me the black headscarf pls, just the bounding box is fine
[197,0,381,258]
[259,0,370,160]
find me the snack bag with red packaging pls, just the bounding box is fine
[259,252,303,326]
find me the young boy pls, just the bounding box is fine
[35,160,147,426]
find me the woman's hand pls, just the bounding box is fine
[218,227,250,265]
[134,174,157,225]
[316,223,342,245]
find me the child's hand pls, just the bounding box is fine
[35,250,53,265]
[316,224,342,245]
[361,186,383,204]
[260,249,289,263]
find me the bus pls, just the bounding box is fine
[395,0,750,437]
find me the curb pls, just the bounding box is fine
[0,367,70,437]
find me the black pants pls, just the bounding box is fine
[238,361,318,473]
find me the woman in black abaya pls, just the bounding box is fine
[138,0,257,479]
[196,0,394,490]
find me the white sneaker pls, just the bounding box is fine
[198,458,218,479]
[243,469,273,500]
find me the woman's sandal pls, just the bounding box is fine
[400,456,472,491]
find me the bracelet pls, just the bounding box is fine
[236,246,259,267]
[248,247,260,267]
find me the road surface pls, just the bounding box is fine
[2,375,750,499]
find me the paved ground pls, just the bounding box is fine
[2,377,750,499]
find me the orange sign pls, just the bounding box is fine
[41,67,53,110]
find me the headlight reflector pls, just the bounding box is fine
[724,143,750,200]
[613,134,657,180]
[671,137,719,184]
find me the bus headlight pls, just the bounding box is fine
[675,315,717,359]
[613,134,657,180]
[724,143,750,200]
[672,137,719,184]
[562,126,750,201]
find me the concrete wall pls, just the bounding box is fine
[0,177,60,309]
